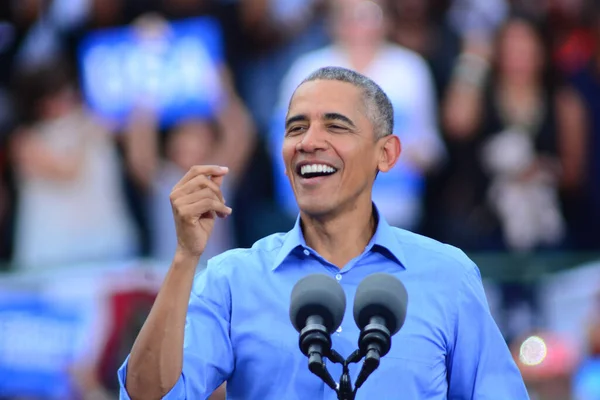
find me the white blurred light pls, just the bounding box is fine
[519,335,547,366]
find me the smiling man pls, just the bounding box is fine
[118,67,529,399]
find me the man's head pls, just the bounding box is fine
[282,66,401,218]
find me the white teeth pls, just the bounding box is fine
[300,164,337,176]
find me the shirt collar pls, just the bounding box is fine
[272,204,407,270]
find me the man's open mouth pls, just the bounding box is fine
[296,163,338,179]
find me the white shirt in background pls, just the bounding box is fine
[13,110,139,270]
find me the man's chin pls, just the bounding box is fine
[296,198,337,218]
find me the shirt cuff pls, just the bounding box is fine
[118,355,186,399]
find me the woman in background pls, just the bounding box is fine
[124,69,255,266]
[439,15,570,253]
[10,57,139,270]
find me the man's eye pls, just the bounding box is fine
[288,126,305,134]
[330,125,346,131]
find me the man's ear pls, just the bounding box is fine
[377,135,401,173]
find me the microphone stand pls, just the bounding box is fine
[328,349,363,400]
[302,320,391,399]
[310,345,387,399]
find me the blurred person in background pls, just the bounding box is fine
[389,0,462,103]
[387,0,465,242]
[121,12,256,265]
[9,57,139,270]
[439,14,577,344]
[561,2,600,251]
[440,15,569,253]
[237,0,329,132]
[124,71,255,266]
[271,0,445,232]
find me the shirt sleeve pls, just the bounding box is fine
[447,262,529,400]
[118,261,234,399]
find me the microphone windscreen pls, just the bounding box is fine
[353,273,408,335]
[289,273,346,334]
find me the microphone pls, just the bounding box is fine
[352,273,408,389]
[289,273,347,390]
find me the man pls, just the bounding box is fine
[270,0,444,232]
[119,67,528,399]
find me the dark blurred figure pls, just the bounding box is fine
[389,0,462,102]
[236,0,328,132]
[546,0,596,77]
[5,0,88,72]
[561,3,600,251]
[0,2,19,266]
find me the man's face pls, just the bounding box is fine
[282,80,387,217]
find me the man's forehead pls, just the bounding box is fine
[288,79,364,114]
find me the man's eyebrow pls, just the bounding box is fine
[285,114,308,129]
[323,112,356,128]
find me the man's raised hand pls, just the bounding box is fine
[170,165,231,259]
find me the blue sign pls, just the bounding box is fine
[78,17,225,128]
[0,292,83,399]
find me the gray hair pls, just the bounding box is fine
[293,66,394,139]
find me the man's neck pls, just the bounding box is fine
[300,200,376,269]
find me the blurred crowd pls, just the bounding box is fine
[0,0,599,399]
[0,0,598,271]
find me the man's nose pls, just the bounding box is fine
[298,126,327,153]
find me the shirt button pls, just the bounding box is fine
[303,249,310,256]
[336,326,343,333]
[335,274,342,281]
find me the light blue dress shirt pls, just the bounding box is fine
[118,207,529,399]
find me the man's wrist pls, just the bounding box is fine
[173,246,202,267]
